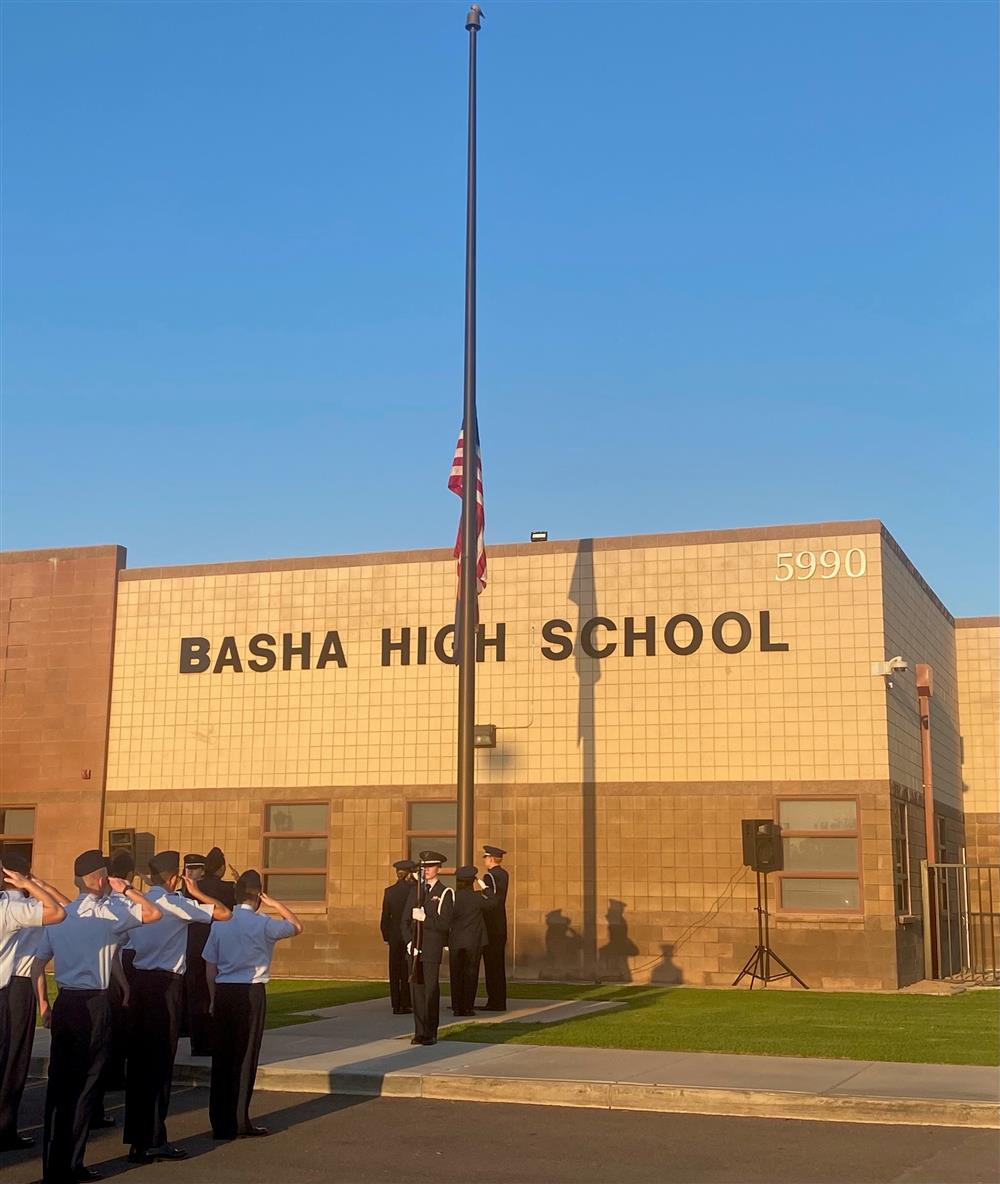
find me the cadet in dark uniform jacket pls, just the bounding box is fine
[380,859,416,1014]
[401,852,454,1046]
[200,848,237,911]
[181,854,215,1056]
[448,866,496,1017]
[478,845,509,1011]
[183,848,235,1061]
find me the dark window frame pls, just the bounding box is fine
[892,800,912,917]
[773,796,863,916]
[260,800,329,905]
[404,799,457,877]
[0,805,36,868]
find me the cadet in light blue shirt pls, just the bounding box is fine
[123,849,233,1165]
[203,870,302,1140]
[0,854,67,1153]
[34,849,161,1184]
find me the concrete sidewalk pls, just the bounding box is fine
[29,997,998,1129]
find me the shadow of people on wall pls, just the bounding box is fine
[570,539,599,980]
[542,909,583,979]
[598,899,639,982]
[650,942,684,985]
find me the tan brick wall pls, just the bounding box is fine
[103,779,899,988]
[11,522,981,988]
[956,619,1000,864]
[880,537,962,814]
[102,522,909,987]
[107,526,888,791]
[0,546,124,885]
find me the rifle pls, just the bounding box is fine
[408,863,425,985]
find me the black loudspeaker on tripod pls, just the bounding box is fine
[733,819,808,989]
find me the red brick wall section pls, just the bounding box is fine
[0,545,125,888]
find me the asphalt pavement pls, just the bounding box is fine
[0,1082,996,1184]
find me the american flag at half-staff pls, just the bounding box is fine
[448,425,487,593]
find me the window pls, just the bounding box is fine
[936,817,950,911]
[936,817,948,864]
[0,807,35,869]
[776,799,861,913]
[262,803,328,902]
[892,801,911,916]
[405,801,457,874]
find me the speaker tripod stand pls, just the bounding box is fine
[733,871,808,989]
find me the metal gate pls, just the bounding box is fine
[922,862,1000,983]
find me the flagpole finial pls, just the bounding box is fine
[466,4,483,31]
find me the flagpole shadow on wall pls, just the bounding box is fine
[570,539,599,981]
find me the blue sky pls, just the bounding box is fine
[2,1,996,614]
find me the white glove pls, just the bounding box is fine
[412,906,426,922]
[406,941,413,955]
[476,878,487,890]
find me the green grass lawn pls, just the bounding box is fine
[264,979,389,1028]
[446,985,998,1066]
[264,978,997,1065]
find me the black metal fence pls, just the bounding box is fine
[923,862,1000,983]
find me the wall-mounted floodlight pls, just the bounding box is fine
[474,724,497,749]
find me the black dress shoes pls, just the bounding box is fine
[152,1145,189,1159]
[241,1126,269,1138]
[410,1036,425,1045]
[75,1168,104,1182]
[89,1114,116,1129]
[130,1145,188,1163]
[0,1134,34,1150]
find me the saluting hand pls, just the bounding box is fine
[3,868,30,890]
[108,876,131,895]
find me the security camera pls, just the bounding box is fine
[871,656,909,678]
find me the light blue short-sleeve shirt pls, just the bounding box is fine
[202,904,296,984]
[0,892,43,988]
[127,886,214,974]
[34,892,144,990]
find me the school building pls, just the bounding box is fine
[1,519,997,988]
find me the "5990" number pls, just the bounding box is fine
[775,549,866,581]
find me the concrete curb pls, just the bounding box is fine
[30,1057,998,1130]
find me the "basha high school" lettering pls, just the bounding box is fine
[180,632,347,674]
[179,611,789,674]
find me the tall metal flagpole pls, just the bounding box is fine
[456,3,482,869]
